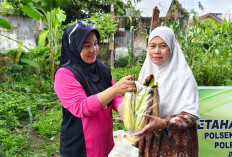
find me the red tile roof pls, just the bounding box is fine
[189,13,223,26]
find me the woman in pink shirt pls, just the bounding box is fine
[54,20,136,157]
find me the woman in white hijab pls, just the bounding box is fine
[135,26,199,157]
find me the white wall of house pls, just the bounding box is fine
[0,15,39,52]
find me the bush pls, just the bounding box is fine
[111,64,142,82]
[115,55,129,68]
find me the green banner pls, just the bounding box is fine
[198,87,232,157]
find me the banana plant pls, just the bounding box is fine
[20,0,67,80]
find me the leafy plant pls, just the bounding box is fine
[0,18,12,30]
[85,13,118,42]
[115,55,129,68]
[111,64,142,82]
[62,0,141,24]
[0,0,23,15]
[32,109,61,138]
[165,18,232,86]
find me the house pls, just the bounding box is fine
[166,0,189,26]
[189,13,223,27]
[114,0,190,60]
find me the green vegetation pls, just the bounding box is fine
[175,19,232,86]
[0,0,142,23]
[0,75,61,156]
[0,68,131,156]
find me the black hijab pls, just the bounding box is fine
[59,20,112,98]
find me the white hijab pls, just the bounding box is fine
[138,26,199,118]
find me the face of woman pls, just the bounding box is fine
[148,36,171,66]
[80,31,99,64]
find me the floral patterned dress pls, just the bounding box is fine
[138,112,198,157]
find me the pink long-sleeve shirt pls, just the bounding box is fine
[54,67,122,157]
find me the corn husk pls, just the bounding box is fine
[122,74,157,132]
[123,92,135,130]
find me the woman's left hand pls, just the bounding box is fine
[134,114,167,142]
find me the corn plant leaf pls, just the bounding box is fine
[27,105,33,124]
[20,58,38,68]
[54,51,61,60]
[38,30,49,49]
[0,18,12,30]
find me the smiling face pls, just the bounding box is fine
[148,36,171,66]
[80,31,99,64]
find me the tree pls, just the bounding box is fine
[3,0,141,22]
[61,0,141,24]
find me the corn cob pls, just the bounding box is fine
[123,92,135,130]
[122,74,156,132]
[136,75,160,157]
[135,86,151,111]
[135,75,155,132]
[135,95,153,132]
[135,75,154,110]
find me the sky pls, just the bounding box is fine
[135,0,232,20]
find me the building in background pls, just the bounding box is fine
[114,0,189,60]
[188,13,223,27]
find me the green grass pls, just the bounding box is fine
[0,71,126,156]
[0,74,61,156]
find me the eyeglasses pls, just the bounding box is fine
[68,20,97,44]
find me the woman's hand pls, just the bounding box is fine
[97,75,136,107]
[113,75,136,95]
[134,114,167,142]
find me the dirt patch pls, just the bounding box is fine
[26,127,43,153]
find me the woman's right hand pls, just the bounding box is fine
[113,75,136,95]
[97,75,136,107]
[134,114,167,143]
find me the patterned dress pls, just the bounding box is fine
[138,112,198,157]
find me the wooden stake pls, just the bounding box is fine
[110,0,115,67]
[150,6,160,33]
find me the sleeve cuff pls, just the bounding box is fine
[112,94,123,112]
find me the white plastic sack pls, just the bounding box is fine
[109,130,138,157]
